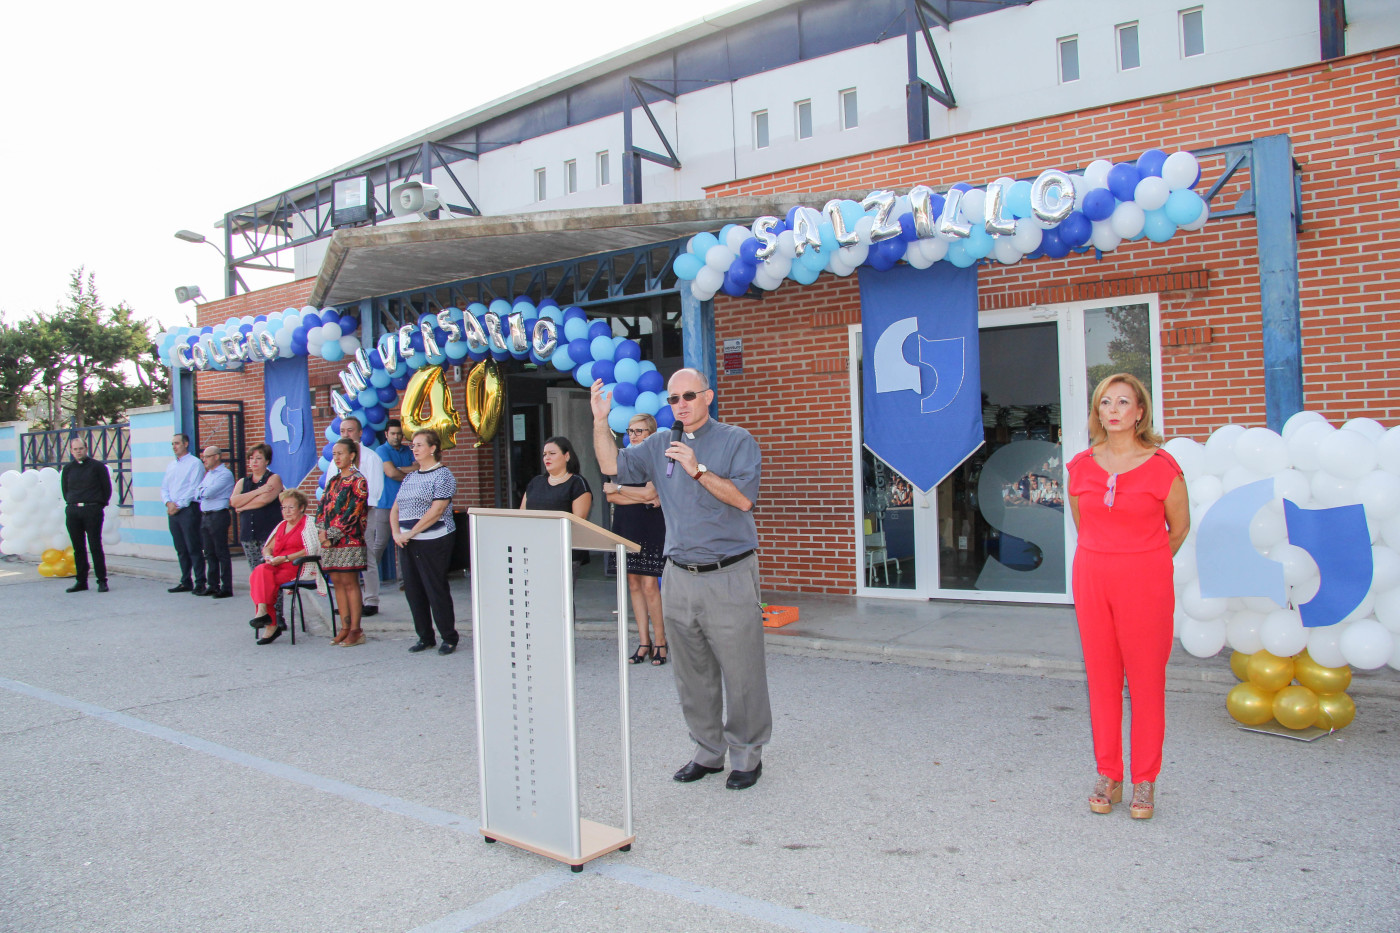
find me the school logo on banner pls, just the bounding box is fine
[264,355,317,489]
[859,263,982,493]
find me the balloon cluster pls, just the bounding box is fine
[37,547,76,579]
[1226,649,1356,732]
[0,468,122,557]
[675,148,1208,301]
[1167,412,1400,674]
[155,306,362,371]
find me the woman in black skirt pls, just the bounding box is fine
[603,414,667,665]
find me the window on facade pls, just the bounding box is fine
[1180,7,1204,57]
[1117,22,1141,70]
[596,151,610,186]
[564,159,578,194]
[1058,36,1079,83]
[753,110,769,149]
[795,99,813,139]
[839,88,858,130]
[534,168,546,202]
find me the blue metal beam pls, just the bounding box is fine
[1252,134,1303,430]
[678,286,718,419]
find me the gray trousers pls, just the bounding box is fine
[363,507,391,606]
[661,553,771,772]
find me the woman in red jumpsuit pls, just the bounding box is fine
[248,489,314,644]
[1067,373,1189,819]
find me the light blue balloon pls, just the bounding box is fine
[350,410,369,426]
[1143,209,1177,243]
[602,382,618,400]
[357,388,379,408]
[791,264,821,285]
[405,351,427,370]
[689,231,719,256]
[946,240,977,268]
[673,253,704,280]
[541,306,565,324]
[563,317,589,341]
[613,358,641,385]
[444,341,469,360]
[426,350,447,365]
[575,361,595,386]
[839,199,864,229]
[551,346,575,371]
[324,424,338,443]
[369,368,392,388]
[1006,180,1034,219]
[607,405,636,434]
[317,457,331,473]
[370,419,388,432]
[1164,189,1205,226]
[639,360,658,374]
[635,391,662,416]
[321,342,344,363]
[590,335,615,362]
[964,226,994,260]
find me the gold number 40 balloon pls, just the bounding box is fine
[464,361,504,448]
[401,365,461,450]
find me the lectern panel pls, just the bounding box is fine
[472,513,577,857]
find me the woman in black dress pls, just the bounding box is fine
[520,435,593,568]
[603,414,667,665]
[230,443,284,571]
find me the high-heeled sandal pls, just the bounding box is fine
[628,644,652,664]
[340,630,365,647]
[652,643,668,666]
[1089,774,1123,814]
[1130,782,1155,819]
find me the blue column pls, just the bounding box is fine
[679,286,718,419]
[170,368,196,439]
[1252,134,1303,431]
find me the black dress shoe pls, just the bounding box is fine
[256,626,284,645]
[97,582,109,593]
[673,761,724,783]
[437,641,457,656]
[192,586,209,596]
[725,762,763,790]
[249,614,272,629]
[65,582,89,593]
[361,605,379,617]
[408,640,436,653]
[211,590,233,599]
[168,583,193,593]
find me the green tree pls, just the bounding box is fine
[1085,305,1152,394]
[0,315,48,422]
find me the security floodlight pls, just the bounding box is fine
[174,230,206,244]
[332,175,376,227]
[175,285,205,304]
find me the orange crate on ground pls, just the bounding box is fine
[762,605,799,628]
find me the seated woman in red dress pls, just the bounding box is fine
[248,489,319,645]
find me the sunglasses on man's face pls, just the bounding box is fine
[665,390,706,405]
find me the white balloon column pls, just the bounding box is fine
[0,468,122,567]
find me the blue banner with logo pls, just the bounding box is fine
[264,355,317,489]
[859,263,982,493]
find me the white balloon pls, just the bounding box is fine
[1189,474,1223,509]
[724,225,749,254]
[1180,579,1228,620]
[1242,595,1281,612]
[1084,159,1113,188]
[1310,471,1359,508]
[1234,428,1290,475]
[918,237,948,263]
[1291,572,1321,604]
[1267,542,1318,585]
[339,335,361,355]
[1376,426,1400,474]
[1306,623,1349,668]
[1221,464,1265,493]
[1390,634,1400,671]
[692,266,723,294]
[1163,437,1207,481]
[1342,417,1386,441]
[1260,608,1309,657]
[959,188,986,224]
[993,238,1023,265]
[1173,541,1197,584]
[1282,410,1327,441]
[1161,151,1200,191]
[1179,616,1227,658]
[853,216,875,246]
[1090,220,1121,252]
[1181,204,1211,231]
[1133,176,1170,211]
[1318,429,1377,480]
[1226,610,1267,654]
[1204,425,1246,475]
[1011,220,1042,254]
[1249,508,1288,549]
[704,244,736,271]
[1339,618,1394,669]
[320,321,343,342]
[1286,420,1335,473]
[1109,201,1145,239]
[1270,469,1312,508]
[1358,471,1400,520]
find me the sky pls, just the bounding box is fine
[0,0,743,333]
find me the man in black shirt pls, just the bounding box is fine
[60,437,112,593]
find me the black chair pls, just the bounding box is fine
[277,555,338,644]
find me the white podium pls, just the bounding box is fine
[467,507,640,871]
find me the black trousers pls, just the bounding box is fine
[65,503,106,584]
[401,533,458,645]
[199,509,233,594]
[168,506,203,587]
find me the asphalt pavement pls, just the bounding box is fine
[1,558,1397,933]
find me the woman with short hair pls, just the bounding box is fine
[391,429,460,655]
[231,443,284,571]
[247,489,319,644]
[603,413,668,665]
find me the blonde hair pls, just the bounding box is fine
[627,413,657,434]
[279,488,309,510]
[1088,372,1162,447]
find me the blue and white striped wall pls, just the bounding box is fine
[121,405,178,560]
[0,423,19,544]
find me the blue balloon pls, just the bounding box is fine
[1081,188,1116,222]
[551,346,575,371]
[186,335,199,347]
[1164,189,1206,226]
[567,338,591,364]
[409,331,424,352]
[634,391,662,416]
[1136,148,1168,178]
[673,253,703,280]
[391,372,410,390]
[592,359,615,385]
[294,325,309,343]
[369,368,392,388]
[302,313,322,329]
[322,441,336,460]
[1058,211,1093,248]
[612,381,638,406]
[1040,226,1070,259]
[1107,163,1141,202]
[574,361,595,387]
[239,323,252,335]
[321,342,344,363]
[607,405,636,435]
[590,335,615,361]
[949,182,972,193]
[376,385,397,404]
[898,213,920,242]
[868,238,904,270]
[357,388,379,408]
[254,315,267,323]
[738,237,762,263]
[654,406,675,429]
[563,305,586,321]
[200,325,214,334]
[689,231,719,256]
[364,404,386,424]
[637,369,664,394]
[340,315,358,334]
[613,358,641,385]
[588,320,612,341]
[614,339,641,362]
[563,317,589,342]
[1143,209,1177,243]
[368,350,383,369]
[320,309,341,326]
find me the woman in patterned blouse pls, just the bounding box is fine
[391,428,460,655]
[317,437,370,646]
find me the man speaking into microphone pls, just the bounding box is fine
[591,368,771,790]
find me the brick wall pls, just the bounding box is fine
[702,48,1399,593]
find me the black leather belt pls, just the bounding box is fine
[670,549,754,574]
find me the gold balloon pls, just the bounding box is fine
[1294,655,1352,695]
[1313,692,1356,731]
[464,360,504,447]
[64,546,74,558]
[1226,682,1276,725]
[1229,650,1251,682]
[41,548,61,564]
[1246,650,1295,692]
[1272,685,1320,730]
[36,563,56,578]
[400,365,460,450]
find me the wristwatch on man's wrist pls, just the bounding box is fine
[694,463,709,478]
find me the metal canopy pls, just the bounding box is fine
[310,194,860,307]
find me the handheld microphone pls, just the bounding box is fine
[665,422,684,477]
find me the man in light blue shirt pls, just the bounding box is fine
[195,446,236,598]
[161,434,206,592]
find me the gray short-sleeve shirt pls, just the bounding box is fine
[613,419,760,564]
